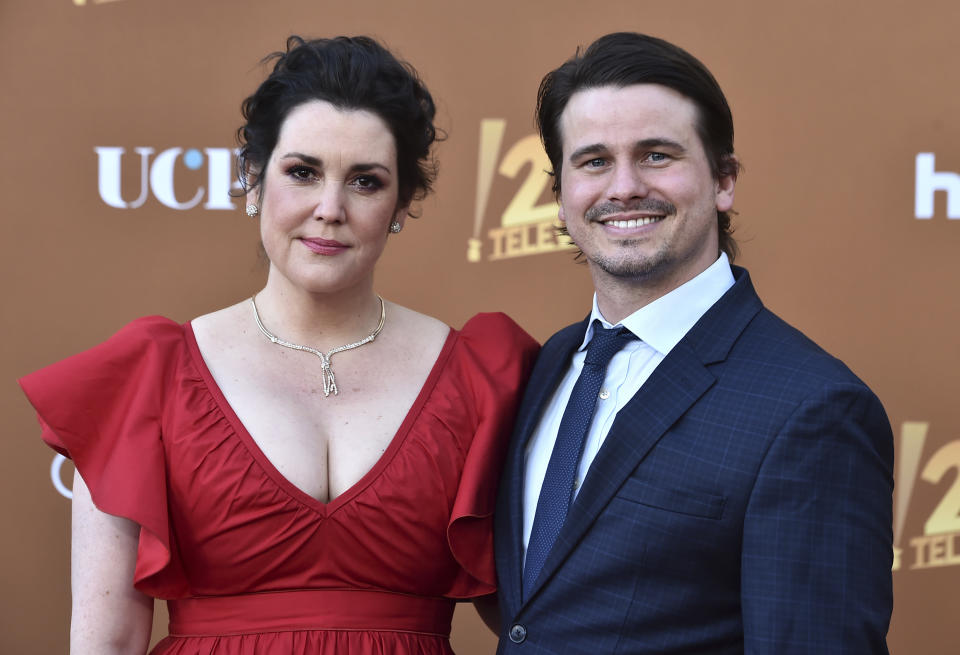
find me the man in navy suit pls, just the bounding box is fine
[494,32,893,654]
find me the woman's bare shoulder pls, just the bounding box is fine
[387,302,448,333]
[382,302,450,359]
[189,300,254,355]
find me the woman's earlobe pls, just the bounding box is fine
[390,205,410,233]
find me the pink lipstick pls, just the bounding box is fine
[301,237,348,255]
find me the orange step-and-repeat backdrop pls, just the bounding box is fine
[2,1,958,653]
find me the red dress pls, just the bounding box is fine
[19,312,538,654]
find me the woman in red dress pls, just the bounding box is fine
[20,36,538,654]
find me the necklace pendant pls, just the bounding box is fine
[320,355,338,397]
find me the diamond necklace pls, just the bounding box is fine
[250,295,385,397]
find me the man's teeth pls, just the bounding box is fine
[606,217,662,228]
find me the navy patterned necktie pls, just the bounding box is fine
[523,321,636,598]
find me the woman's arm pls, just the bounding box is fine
[70,471,154,655]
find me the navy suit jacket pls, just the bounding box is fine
[494,267,893,654]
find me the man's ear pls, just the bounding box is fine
[715,156,738,213]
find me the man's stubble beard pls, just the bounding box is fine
[589,237,676,284]
[580,198,679,283]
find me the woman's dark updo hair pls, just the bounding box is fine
[238,36,438,212]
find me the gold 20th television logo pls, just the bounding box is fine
[467,120,576,262]
[895,422,960,570]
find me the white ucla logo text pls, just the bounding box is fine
[95,146,241,211]
[50,455,72,499]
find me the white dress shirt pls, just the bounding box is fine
[522,253,736,554]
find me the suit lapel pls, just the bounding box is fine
[520,267,764,604]
[523,343,714,600]
[496,319,587,613]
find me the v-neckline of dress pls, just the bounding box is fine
[182,321,457,516]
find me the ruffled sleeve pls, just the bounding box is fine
[445,313,538,596]
[18,316,190,598]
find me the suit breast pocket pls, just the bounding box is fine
[616,477,726,520]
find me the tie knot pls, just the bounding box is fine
[584,322,635,367]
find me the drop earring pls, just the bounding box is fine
[246,204,259,217]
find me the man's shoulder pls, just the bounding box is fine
[541,319,588,354]
[692,265,870,390]
[733,304,871,391]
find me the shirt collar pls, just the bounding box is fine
[581,252,735,356]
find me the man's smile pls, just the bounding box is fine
[603,216,665,229]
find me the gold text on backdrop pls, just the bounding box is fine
[468,120,575,262]
[894,421,960,570]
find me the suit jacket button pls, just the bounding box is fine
[509,623,527,643]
